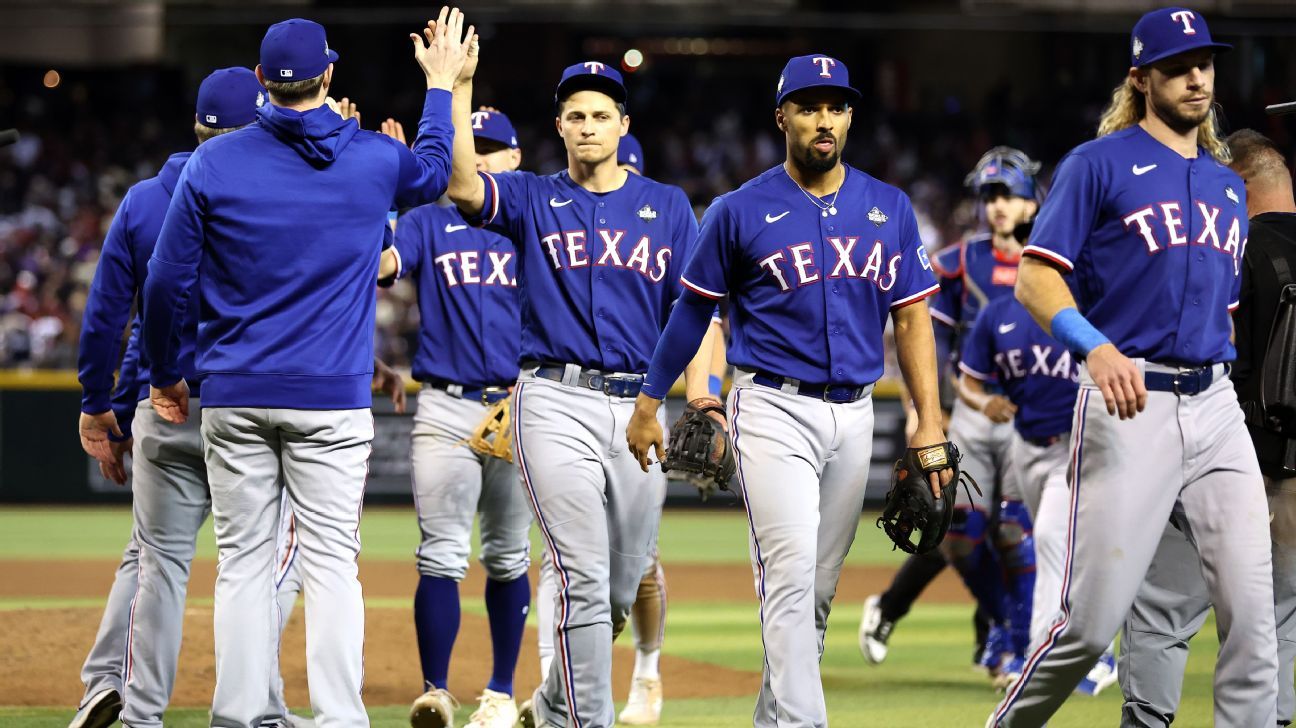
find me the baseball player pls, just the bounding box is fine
[957,295,1116,694]
[443,49,718,728]
[73,67,314,728]
[529,130,684,727]
[378,108,531,728]
[989,8,1278,726]
[1116,129,1296,726]
[142,13,469,727]
[861,148,1040,679]
[627,54,953,728]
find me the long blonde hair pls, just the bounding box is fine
[1096,76,1231,163]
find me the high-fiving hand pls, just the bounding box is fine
[412,7,477,91]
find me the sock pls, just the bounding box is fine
[878,550,947,622]
[414,575,460,692]
[633,648,661,680]
[484,573,530,696]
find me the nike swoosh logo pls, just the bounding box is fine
[1132,164,1157,176]
[444,224,467,233]
[765,211,790,223]
[549,198,573,208]
[998,323,1017,334]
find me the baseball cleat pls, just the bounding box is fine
[618,676,663,725]
[1074,650,1119,696]
[464,689,517,728]
[410,687,459,728]
[68,688,121,728]
[858,594,895,665]
[286,714,317,728]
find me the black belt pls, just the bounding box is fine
[749,369,872,404]
[1143,363,1227,396]
[427,379,512,405]
[529,362,645,398]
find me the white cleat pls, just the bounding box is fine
[618,676,663,725]
[858,594,895,665]
[1074,651,1119,697]
[410,687,459,728]
[286,713,317,728]
[464,689,517,728]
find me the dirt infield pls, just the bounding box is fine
[0,559,969,707]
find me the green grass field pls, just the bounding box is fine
[0,507,1223,726]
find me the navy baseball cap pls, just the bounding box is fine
[555,61,627,105]
[1130,7,1231,68]
[776,54,860,106]
[260,19,338,82]
[196,67,265,129]
[471,109,519,149]
[618,133,644,173]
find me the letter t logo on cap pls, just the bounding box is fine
[584,61,605,74]
[1170,10,1197,34]
[812,57,836,77]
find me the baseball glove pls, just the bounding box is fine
[464,395,514,463]
[876,442,981,554]
[662,398,736,499]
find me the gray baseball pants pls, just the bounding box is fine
[1119,476,1296,727]
[513,369,665,728]
[989,363,1278,727]
[728,372,875,728]
[411,385,531,583]
[202,407,372,728]
[1007,433,1071,649]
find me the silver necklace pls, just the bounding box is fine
[788,169,843,217]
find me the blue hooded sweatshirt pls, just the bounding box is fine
[143,89,453,409]
[79,151,198,437]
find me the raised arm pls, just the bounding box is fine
[393,7,475,209]
[445,49,485,215]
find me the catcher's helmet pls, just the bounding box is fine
[965,146,1042,201]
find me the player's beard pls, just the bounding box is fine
[799,134,839,174]
[1149,86,1212,135]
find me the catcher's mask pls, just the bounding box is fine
[876,443,977,554]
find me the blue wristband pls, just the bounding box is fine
[1050,307,1110,357]
[708,375,722,398]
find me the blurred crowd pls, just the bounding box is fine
[2,53,1292,370]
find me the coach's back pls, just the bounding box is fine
[144,78,452,410]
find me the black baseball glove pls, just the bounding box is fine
[662,398,736,498]
[877,442,981,554]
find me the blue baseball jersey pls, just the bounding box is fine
[79,152,199,417]
[959,296,1080,441]
[678,164,939,386]
[1024,125,1246,365]
[473,169,697,373]
[393,203,520,387]
[928,234,1020,332]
